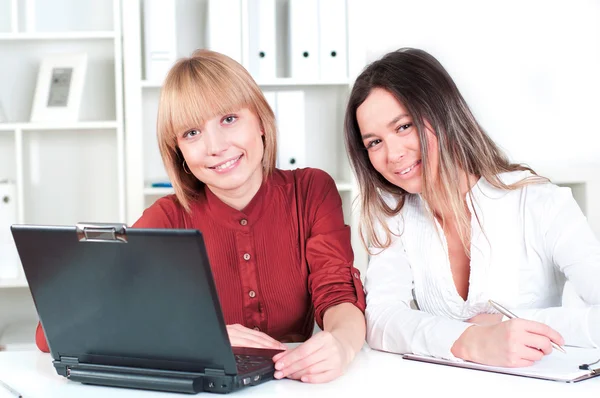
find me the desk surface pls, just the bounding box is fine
[0,347,598,398]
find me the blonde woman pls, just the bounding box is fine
[344,48,600,367]
[36,49,366,383]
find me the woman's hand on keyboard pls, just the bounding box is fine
[226,324,287,350]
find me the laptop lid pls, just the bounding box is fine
[11,223,238,376]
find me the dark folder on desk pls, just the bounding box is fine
[11,223,283,394]
[403,347,600,383]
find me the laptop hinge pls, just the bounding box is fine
[53,356,80,377]
[60,356,80,367]
[205,368,226,376]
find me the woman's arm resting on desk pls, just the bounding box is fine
[513,184,600,347]
[464,185,600,350]
[270,170,366,383]
[272,303,365,383]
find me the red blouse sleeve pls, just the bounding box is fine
[303,170,366,329]
[35,321,49,352]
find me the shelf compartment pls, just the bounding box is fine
[0,40,118,123]
[21,129,120,225]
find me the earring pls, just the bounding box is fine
[182,160,192,175]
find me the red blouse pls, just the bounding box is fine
[35,168,365,351]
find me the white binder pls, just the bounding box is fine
[262,90,277,117]
[275,91,305,170]
[207,0,243,63]
[143,0,177,82]
[246,0,277,79]
[0,181,19,279]
[262,90,278,164]
[318,0,348,80]
[288,0,319,79]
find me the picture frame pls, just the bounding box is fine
[30,53,88,123]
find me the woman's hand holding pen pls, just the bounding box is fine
[226,324,287,350]
[451,318,565,367]
[467,313,503,326]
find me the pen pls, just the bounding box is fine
[488,299,567,354]
[0,379,22,398]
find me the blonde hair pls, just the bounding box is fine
[157,49,277,212]
[344,48,547,254]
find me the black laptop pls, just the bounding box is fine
[11,223,283,394]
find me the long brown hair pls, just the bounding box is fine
[157,49,277,212]
[344,48,545,253]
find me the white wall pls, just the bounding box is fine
[362,0,600,166]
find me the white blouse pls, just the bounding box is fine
[365,171,600,360]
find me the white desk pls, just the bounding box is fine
[0,347,598,398]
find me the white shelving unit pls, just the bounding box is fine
[122,0,369,271]
[0,0,125,347]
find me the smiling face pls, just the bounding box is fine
[356,88,439,194]
[177,108,265,198]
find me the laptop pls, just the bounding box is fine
[11,223,283,394]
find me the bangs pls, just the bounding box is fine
[162,59,256,144]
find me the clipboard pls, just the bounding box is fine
[403,347,600,383]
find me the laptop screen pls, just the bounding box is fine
[12,224,239,375]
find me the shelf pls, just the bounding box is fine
[141,77,351,89]
[0,31,116,41]
[144,180,354,196]
[144,187,174,196]
[0,121,119,131]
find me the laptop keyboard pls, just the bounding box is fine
[235,354,273,373]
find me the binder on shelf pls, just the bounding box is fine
[246,0,277,79]
[0,181,19,279]
[275,91,305,170]
[262,90,277,117]
[288,0,319,79]
[207,0,243,63]
[318,0,348,80]
[143,0,177,82]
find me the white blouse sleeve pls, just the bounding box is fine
[365,218,473,360]
[514,184,600,347]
